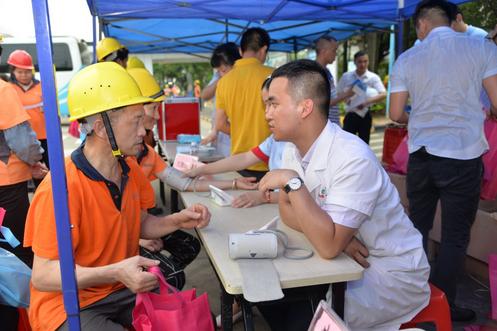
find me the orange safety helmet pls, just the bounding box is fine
[7,50,34,70]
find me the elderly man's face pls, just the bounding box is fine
[112,104,146,155]
[143,102,160,130]
[265,77,300,141]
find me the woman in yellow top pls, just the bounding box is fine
[8,50,48,186]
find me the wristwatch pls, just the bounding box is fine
[283,177,303,194]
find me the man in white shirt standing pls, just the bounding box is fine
[314,36,354,126]
[258,59,430,331]
[450,3,488,38]
[337,51,386,144]
[389,0,497,322]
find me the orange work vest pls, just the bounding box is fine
[11,81,47,140]
[0,80,32,186]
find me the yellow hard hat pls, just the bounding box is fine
[68,62,153,121]
[127,67,165,102]
[127,56,145,69]
[96,37,125,62]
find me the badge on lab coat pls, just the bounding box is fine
[317,187,328,207]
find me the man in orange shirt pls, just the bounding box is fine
[23,62,211,331]
[0,41,46,331]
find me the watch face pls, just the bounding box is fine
[288,177,302,190]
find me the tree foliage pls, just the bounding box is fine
[460,0,497,30]
[152,62,213,96]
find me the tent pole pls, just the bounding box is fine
[293,37,298,60]
[396,0,405,56]
[386,25,396,117]
[31,0,81,330]
[93,14,97,63]
[225,19,229,42]
[342,39,348,74]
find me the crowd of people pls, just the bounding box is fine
[0,0,496,330]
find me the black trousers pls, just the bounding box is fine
[406,148,482,304]
[256,284,328,331]
[343,111,372,144]
[140,230,201,289]
[33,139,49,188]
[0,181,32,331]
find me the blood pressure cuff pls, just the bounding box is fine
[161,167,193,192]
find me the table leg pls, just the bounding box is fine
[159,181,166,206]
[170,189,179,213]
[332,282,346,319]
[240,299,254,331]
[157,142,167,206]
[220,286,234,331]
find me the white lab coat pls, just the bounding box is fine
[281,121,430,331]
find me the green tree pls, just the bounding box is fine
[153,62,213,96]
[460,0,497,30]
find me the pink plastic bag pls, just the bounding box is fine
[389,136,409,175]
[132,266,214,331]
[481,118,497,200]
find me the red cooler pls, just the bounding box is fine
[382,124,407,166]
[158,97,200,141]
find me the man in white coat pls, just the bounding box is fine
[258,59,430,331]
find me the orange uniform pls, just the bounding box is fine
[0,80,32,186]
[136,143,167,181]
[24,147,155,331]
[11,80,47,140]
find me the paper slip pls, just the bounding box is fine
[173,153,204,172]
[348,79,367,110]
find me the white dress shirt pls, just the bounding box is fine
[337,70,385,116]
[391,26,497,160]
[282,121,430,331]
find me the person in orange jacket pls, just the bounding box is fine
[8,49,49,187]
[0,41,46,331]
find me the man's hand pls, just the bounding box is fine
[488,24,497,44]
[259,169,299,195]
[139,239,163,252]
[115,256,160,293]
[344,237,370,268]
[234,177,258,190]
[232,191,266,208]
[343,88,355,100]
[183,165,204,178]
[356,103,366,110]
[201,131,217,145]
[173,204,211,230]
[31,162,48,179]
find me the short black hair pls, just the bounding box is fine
[315,35,338,55]
[270,59,330,119]
[240,28,271,53]
[447,1,461,20]
[261,76,271,90]
[413,0,454,26]
[353,50,367,61]
[210,42,241,68]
